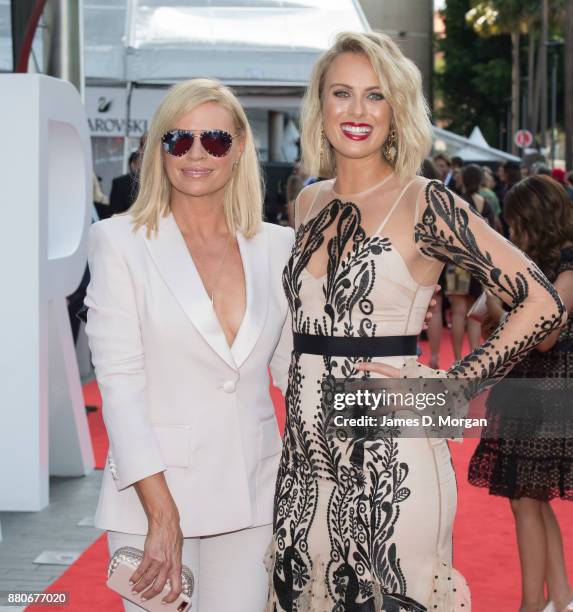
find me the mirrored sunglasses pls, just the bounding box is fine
[161,129,236,158]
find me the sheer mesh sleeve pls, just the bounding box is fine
[293,181,327,231]
[414,180,567,394]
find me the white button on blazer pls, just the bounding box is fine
[84,213,294,537]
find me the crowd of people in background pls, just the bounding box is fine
[423,154,573,373]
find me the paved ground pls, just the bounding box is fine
[0,469,103,597]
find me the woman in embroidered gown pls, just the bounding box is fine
[265,32,566,612]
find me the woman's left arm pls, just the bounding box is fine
[536,268,573,352]
[414,180,567,387]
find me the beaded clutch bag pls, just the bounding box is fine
[107,546,194,612]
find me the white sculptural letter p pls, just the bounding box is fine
[0,75,95,511]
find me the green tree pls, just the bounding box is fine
[563,2,573,168]
[436,0,511,148]
[466,0,535,154]
[466,0,567,157]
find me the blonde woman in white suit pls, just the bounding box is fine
[84,79,293,611]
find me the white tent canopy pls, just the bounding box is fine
[84,0,370,85]
[433,126,520,163]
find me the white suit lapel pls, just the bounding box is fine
[231,229,270,367]
[143,212,236,369]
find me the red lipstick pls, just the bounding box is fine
[341,122,373,141]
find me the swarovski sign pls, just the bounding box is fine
[86,87,150,137]
[87,117,149,136]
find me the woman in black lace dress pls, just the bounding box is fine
[469,175,573,612]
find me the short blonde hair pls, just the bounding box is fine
[301,31,433,183]
[131,78,263,238]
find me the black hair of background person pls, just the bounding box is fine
[460,164,496,228]
[495,160,522,238]
[504,175,573,279]
[421,157,440,180]
[496,160,521,202]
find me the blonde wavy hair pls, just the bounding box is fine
[301,31,433,183]
[131,78,263,238]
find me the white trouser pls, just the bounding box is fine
[107,523,272,612]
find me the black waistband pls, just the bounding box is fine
[293,333,418,358]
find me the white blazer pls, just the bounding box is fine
[84,213,294,537]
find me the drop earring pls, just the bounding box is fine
[383,126,398,164]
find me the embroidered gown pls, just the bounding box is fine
[265,174,565,612]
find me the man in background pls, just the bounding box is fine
[433,153,456,189]
[108,150,141,216]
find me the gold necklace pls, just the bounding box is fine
[183,231,233,305]
[209,233,232,306]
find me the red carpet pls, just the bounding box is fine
[25,534,121,611]
[28,331,573,611]
[83,380,107,469]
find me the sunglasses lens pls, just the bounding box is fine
[163,131,194,156]
[201,130,233,157]
[171,133,194,156]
